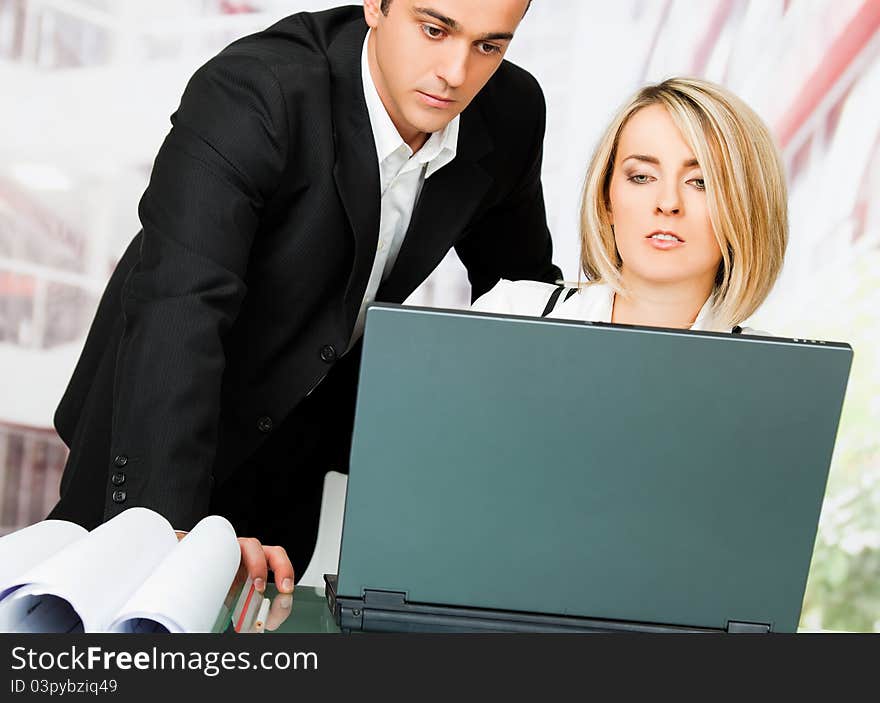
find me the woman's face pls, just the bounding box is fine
[607,104,722,288]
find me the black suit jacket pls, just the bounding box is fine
[49,6,560,544]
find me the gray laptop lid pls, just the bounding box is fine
[337,304,853,633]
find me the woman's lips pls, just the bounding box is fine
[416,91,455,109]
[645,232,686,250]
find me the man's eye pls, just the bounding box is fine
[477,42,501,55]
[421,24,444,39]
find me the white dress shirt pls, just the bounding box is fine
[349,30,460,346]
[472,279,761,334]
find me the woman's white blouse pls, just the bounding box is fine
[472,280,760,335]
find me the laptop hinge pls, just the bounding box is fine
[363,589,408,608]
[726,620,771,633]
[337,589,408,632]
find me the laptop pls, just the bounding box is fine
[324,303,853,633]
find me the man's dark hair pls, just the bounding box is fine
[380,0,532,17]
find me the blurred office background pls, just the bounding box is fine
[0,0,878,630]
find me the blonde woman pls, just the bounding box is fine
[473,77,787,333]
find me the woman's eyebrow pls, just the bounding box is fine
[623,154,659,165]
[622,154,700,168]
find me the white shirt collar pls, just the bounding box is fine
[361,30,459,180]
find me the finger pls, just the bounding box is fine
[265,593,293,631]
[238,537,269,592]
[263,545,295,594]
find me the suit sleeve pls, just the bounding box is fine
[105,53,289,529]
[454,76,561,302]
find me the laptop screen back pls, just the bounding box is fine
[337,304,852,632]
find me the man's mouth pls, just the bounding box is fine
[416,91,455,108]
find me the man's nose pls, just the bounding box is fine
[436,44,469,89]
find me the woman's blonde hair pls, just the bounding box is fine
[579,77,788,327]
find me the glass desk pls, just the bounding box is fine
[213,580,340,634]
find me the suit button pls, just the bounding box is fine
[114,454,128,468]
[111,472,126,486]
[257,416,273,433]
[320,344,337,363]
[112,490,127,504]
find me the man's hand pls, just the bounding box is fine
[174,531,295,594]
[237,537,295,594]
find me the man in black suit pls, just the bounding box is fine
[49,0,559,594]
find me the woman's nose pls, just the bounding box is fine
[655,184,682,215]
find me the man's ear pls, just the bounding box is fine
[364,0,382,29]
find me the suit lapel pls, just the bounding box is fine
[327,20,381,322]
[377,107,494,303]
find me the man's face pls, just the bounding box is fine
[364,0,529,144]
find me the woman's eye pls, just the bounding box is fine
[689,178,706,190]
[421,24,444,39]
[628,174,651,184]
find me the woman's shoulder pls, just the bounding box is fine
[471,279,564,317]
